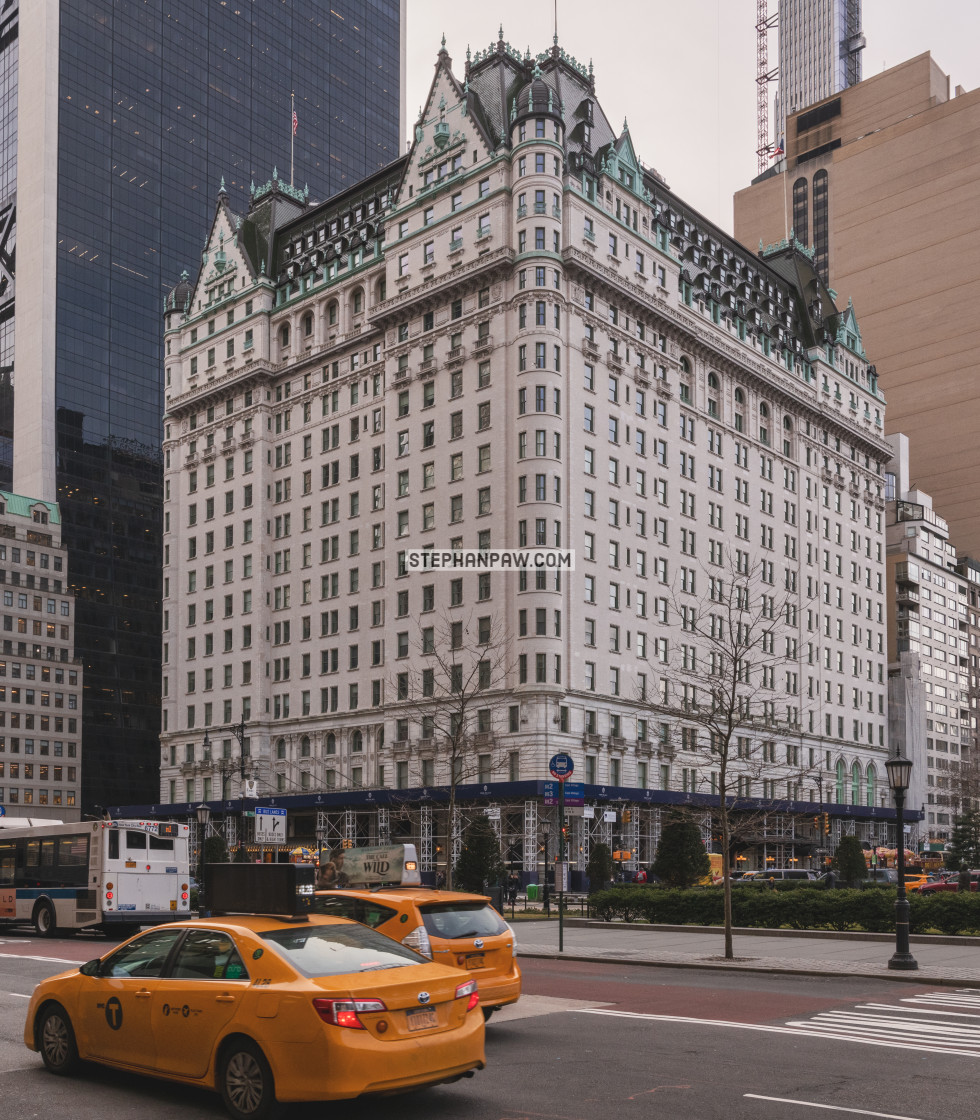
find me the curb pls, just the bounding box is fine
[516,948,980,989]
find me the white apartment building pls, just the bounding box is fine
[0,492,83,818]
[158,37,899,871]
[886,433,971,845]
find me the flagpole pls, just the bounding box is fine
[290,90,295,187]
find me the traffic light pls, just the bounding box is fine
[622,810,632,824]
[813,816,820,828]
[823,813,830,833]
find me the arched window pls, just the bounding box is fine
[376,726,384,750]
[278,322,290,348]
[302,312,313,337]
[851,761,861,806]
[276,737,286,760]
[835,759,845,803]
[326,732,336,755]
[759,402,770,446]
[734,387,745,432]
[866,763,877,807]
[300,735,310,758]
[782,416,793,456]
[680,356,691,374]
[351,729,363,753]
[734,388,745,404]
[707,372,719,390]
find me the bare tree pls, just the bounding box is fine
[391,610,515,888]
[639,555,819,959]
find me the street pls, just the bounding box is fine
[1,932,977,1119]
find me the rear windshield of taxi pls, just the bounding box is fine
[261,923,425,977]
[419,902,507,939]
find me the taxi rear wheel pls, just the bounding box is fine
[219,1039,283,1120]
[37,1003,81,1076]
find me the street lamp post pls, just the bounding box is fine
[885,754,918,971]
[541,821,551,915]
[195,801,211,916]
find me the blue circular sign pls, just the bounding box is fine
[549,753,574,781]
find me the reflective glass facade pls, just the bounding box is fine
[4,1,401,810]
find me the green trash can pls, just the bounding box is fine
[526,883,539,902]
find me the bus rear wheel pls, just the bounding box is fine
[33,900,58,938]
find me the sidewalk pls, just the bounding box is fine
[513,917,980,987]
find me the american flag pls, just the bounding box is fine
[292,108,298,136]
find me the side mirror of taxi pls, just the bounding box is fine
[79,959,103,977]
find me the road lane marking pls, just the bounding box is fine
[574,1008,980,1058]
[493,995,613,1021]
[0,951,77,965]
[744,1094,926,1119]
[6,992,30,998]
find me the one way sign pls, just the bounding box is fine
[255,806,287,842]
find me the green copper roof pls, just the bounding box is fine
[0,491,61,525]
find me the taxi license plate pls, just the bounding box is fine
[406,1007,439,1032]
[465,953,484,969]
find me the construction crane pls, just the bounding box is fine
[756,0,778,175]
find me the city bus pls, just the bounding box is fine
[0,817,191,937]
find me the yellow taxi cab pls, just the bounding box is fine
[23,864,484,1120]
[313,844,520,1021]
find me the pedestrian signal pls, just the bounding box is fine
[622,810,632,823]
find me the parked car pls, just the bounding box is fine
[916,871,980,894]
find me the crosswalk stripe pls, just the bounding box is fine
[787,990,980,1053]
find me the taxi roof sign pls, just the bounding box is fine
[317,843,421,889]
[208,863,315,920]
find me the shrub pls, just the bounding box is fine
[652,815,710,888]
[586,884,980,934]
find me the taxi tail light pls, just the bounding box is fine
[454,979,480,1012]
[401,923,431,958]
[312,997,387,1030]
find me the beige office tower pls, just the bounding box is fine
[735,53,980,558]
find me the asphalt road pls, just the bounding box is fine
[1,931,976,1120]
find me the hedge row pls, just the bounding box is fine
[587,885,980,936]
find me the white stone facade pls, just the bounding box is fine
[159,42,892,832]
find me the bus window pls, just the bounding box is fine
[108,830,119,860]
[125,831,148,851]
[0,845,13,887]
[149,834,175,852]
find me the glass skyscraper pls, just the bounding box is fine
[2,1,403,810]
[775,0,864,147]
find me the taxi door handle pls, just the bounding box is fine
[135,989,153,1000]
[216,994,236,1003]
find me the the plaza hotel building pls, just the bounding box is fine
[153,35,904,873]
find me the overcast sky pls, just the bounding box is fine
[406,1,980,234]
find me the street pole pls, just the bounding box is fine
[885,755,918,971]
[542,824,550,914]
[558,778,566,952]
